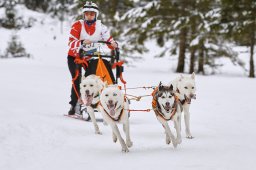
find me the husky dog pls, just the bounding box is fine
[99,85,132,152]
[152,82,182,148]
[169,73,196,138]
[80,75,105,134]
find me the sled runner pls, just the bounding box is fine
[64,114,104,122]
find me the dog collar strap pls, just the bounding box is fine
[179,99,186,105]
[154,107,176,121]
[91,101,100,108]
[100,103,124,122]
[152,100,177,121]
[94,93,99,98]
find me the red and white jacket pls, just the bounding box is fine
[68,20,115,57]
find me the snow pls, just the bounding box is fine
[1,7,256,170]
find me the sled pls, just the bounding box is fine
[72,41,126,120]
[78,41,124,85]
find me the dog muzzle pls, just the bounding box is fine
[83,94,93,106]
[107,101,117,116]
[162,103,171,112]
[184,94,196,104]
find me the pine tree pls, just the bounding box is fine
[1,0,17,29]
[221,0,255,78]
[5,34,30,58]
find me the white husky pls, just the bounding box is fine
[169,73,196,138]
[99,85,133,152]
[80,75,104,134]
[152,83,182,148]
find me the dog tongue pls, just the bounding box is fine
[109,109,115,116]
[107,104,116,116]
[84,95,93,106]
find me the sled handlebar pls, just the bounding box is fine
[97,41,111,45]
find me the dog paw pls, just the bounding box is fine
[176,138,182,144]
[122,147,129,153]
[126,141,133,148]
[113,137,117,143]
[95,131,102,135]
[186,135,194,139]
[172,140,178,148]
[166,138,171,145]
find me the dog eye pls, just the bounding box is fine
[90,84,93,87]
[161,96,165,99]
[168,96,172,98]
[113,93,117,96]
[192,87,194,89]
[184,87,188,89]
[83,85,86,87]
[105,94,109,97]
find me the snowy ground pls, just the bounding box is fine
[1,8,256,170]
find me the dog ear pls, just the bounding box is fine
[158,81,163,91]
[191,72,195,79]
[169,84,173,90]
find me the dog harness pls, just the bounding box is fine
[100,103,125,122]
[151,87,178,121]
[90,93,100,108]
[176,88,190,105]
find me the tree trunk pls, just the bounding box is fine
[249,29,255,78]
[176,26,187,73]
[197,39,205,74]
[189,16,196,74]
[189,46,196,73]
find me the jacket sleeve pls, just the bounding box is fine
[68,21,82,50]
[100,23,116,49]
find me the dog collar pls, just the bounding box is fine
[100,103,124,122]
[93,93,99,98]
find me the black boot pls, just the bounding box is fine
[68,106,75,115]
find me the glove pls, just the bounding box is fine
[110,40,118,48]
[82,39,92,46]
[74,58,84,64]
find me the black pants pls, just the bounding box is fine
[67,56,81,107]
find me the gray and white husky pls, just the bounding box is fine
[152,82,182,148]
[80,75,104,134]
[169,73,196,138]
[99,85,133,152]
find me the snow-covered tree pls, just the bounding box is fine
[221,0,255,78]
[5,34,30,58]
[121,0,244,74]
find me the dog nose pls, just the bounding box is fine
[190,94,196,99]
[108,100,113,105]
[166,102,170,106]
[85,90,89,95]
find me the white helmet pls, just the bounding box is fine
[82,1,99,18]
